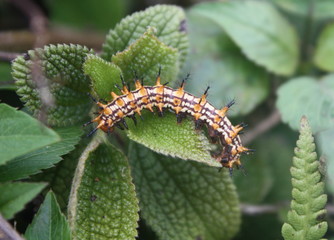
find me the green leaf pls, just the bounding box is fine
[102,5,188,66]
[25,191,71,240]
[0,182,46,219]
[191,1,299,76]
[127,111,220,167]
[112,27,179,86]
[0,103,60,166]
[129,142,240,240]
[0,126,82,182]
[184,12,269,116]
[276,75,334,133]
[12,44,94,126]
[273,0,334,20]
[281,117,328,240]
[31,137,91,212]
[314,22,334,72]
[83,55,122,101]
[68,140,139,240]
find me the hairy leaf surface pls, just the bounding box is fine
[129,142,240,240]
[12,44,94,126]
[68,140,139,240]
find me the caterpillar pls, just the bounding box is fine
[85,71,253,173]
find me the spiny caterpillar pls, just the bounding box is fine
[85,70,253,173]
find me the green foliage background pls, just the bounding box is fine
[0,0,333,240]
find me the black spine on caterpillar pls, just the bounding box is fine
[85,73,252,172]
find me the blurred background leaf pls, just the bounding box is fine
[317,128,334,194]
[190,1,299,76]
[277,75,334,133]
[272,0,334,20]
[0,63,14,90]
[314,22,334,72]
[184,7,269,117]
[48,0,129,31]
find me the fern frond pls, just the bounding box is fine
[282,116,328,240]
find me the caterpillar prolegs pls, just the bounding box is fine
[85,72,253,173]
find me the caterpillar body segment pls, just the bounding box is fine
[89,76,251,171]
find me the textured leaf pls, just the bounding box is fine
[314,22,334,72]
[31,137,90,212]
[317,128,334,194]
[25,191,70,240]
[282,117,328,240]
[127,111,220,167]
[102,5,188,66]
[273,0,334,20]
[185,11,269,116]
[277,75,334,132]
[83,55,122,101]
[68,140,139,240]
[112,27,179,86]
[12,44,94,126]
[0,103,60,166]
[129,142,240,240]
[191,1,299,76]
[0,126,82,182]
[0,182,46,219]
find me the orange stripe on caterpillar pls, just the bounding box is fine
[86,74,252,173]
